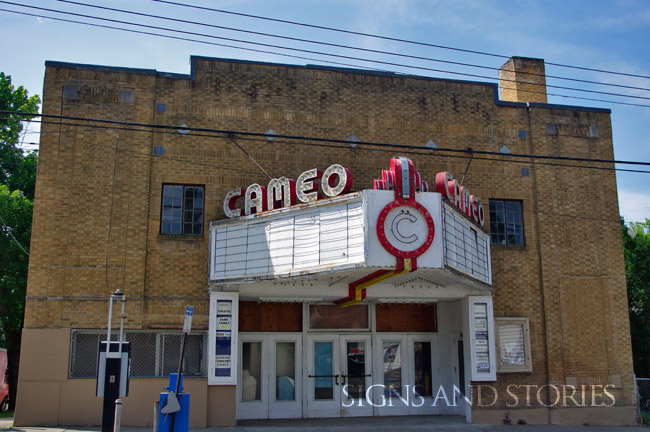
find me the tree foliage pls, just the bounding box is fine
[0,185,32,331]
[0,72,39,411]
[622,218,650,377]
[1,72,40,199]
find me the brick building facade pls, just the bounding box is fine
[15,55,635,426]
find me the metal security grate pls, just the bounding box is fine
[638,378,650,414]
[69,331,207,378]
[70,332,102,378]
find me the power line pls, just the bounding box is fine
[234,135,650,175]
[6,120,650,175]
[10,129,635,227]
[3,3,650,107]
[2,121,640,224]
[4,6,649,108]
[3,111,650,171]
[151,0,650,81]
[0,8,385,74]
[51,0,650,94]
[8,1,649,102]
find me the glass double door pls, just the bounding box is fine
[373,334,440,416]
[237,333,302,419]
[306,334,373,418]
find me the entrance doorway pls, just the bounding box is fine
[306,334,373,418]
[238,332,440,419]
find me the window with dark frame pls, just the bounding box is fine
[489,200,524,246]
[161,184,204,235]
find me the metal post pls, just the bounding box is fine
[107,295,114,343]
[168,306,192,432]
[113,399,122,432]
[118,293,125,358]
[153,400,159,432]
[102,289,125,432]
[169,333,186,432]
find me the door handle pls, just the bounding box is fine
[308,374,340,385]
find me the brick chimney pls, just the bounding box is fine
[498,57,547,104]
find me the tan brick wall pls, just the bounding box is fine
[499,57,548,103]
[22,56,634,424]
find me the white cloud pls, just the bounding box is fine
[618,188,650,223]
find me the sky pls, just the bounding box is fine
[1,0,649,223]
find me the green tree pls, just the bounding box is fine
[1,72,40,199]
[0,72,40,411]
[622,218,650,377]
[0,186,32,411]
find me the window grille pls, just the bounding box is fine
[69,331,207,378]
[70,332,101,378]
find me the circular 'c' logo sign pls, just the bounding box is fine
[376,199,435,259]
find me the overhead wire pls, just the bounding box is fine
[2,122,270,177]
[3,112,650,174]
[151,0,650,81]
[1,5,641,227]
[50,0,650,94]
[15,131,633,226]
[0,8,386,74]
[2,2,650,107]
[6,1,650,101]
[1,119,638,225]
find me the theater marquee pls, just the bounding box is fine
[209,157,495,385]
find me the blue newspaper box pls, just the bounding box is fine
[159,374,190,432]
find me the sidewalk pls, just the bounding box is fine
[0,416,646,432]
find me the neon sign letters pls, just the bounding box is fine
[223,158,485,228]
[223,164,353,218]
[434,171,485,226]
